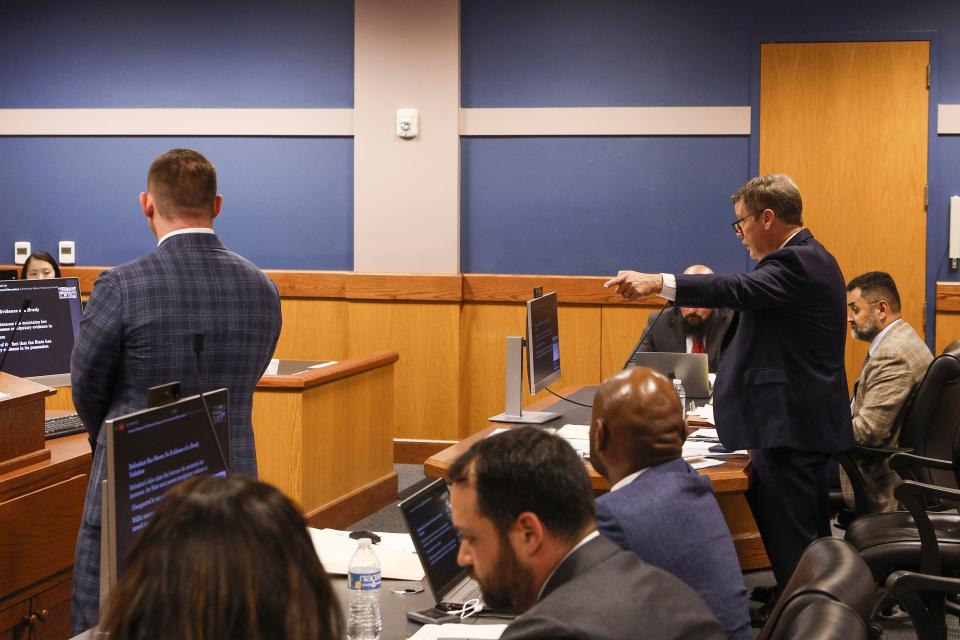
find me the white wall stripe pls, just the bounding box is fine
[460,106,752,136]
[0,108,354,136]
[939,104,960,134]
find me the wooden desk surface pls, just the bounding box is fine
[257,351,399,390]
[424,386,751,495]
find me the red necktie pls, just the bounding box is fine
[691,338,705,354]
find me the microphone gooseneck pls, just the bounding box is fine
[622,298,674,369]
[193,333,231,476]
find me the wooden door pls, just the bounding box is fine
[759,41,929,390]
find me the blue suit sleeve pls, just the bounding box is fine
[595,499,630,551]
[675,251,806,311]
[70,270,123,443]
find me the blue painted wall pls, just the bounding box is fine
[0,0,354,270]
[462,136,750,276]
[0,137,353,269]
[458,0,960,324]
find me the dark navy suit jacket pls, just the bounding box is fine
[675,229,853,452]
[596,458,751,640]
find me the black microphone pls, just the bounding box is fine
[192,333,231,476]
[0,297,32,373]
[622,298,674,369]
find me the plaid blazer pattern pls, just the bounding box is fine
[841,319,932,512]
[70,232,281,633]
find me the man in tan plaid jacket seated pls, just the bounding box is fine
[842,271,933,512]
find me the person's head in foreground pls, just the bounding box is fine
[99,475,343,640]
[21,250,61,279]
[447,427,595,613]
[589,366,686,485]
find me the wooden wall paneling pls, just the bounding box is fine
[300,366,395,522]
[274,298,350,361]
[458,303,524,438]
[935,311,960,354]
[44,387,75,412]
[251,390,304,502]
[760,41,930,393]
[458,303,602,438]
[543,305,602,405]
[600,304,657,381]
[347,301,460,440]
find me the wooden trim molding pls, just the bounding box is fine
[393,438,457,465]
[937,282,960,311]
[462,274,662,305]
[344,273,462,301]
[303,471,398,529]
[0,108,354,137]
[16,265,659,305]
[257,351,398,389]
[460,107,752,136]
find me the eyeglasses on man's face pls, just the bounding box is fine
[731,211,756,235]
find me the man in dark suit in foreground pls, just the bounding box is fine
[448,427,724,640]
[605,174,853,596]
[70,148,282,633]
[632,264,735,373]
[590,366,751,639]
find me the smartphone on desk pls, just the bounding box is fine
[407,606,462,624]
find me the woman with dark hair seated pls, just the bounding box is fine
[21,251,61,279]
[98,475,344,640]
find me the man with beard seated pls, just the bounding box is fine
[632,264,734,373]
[447,427,725,640]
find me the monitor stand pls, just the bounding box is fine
[489,336,560,424]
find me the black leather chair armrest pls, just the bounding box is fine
[853,444,912,457]
[890,452,953,476]
[886,571,960,640]
[896,480,960,505]
[835,449,873,517]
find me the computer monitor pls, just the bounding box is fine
[101,389,229,595]
[0,277,82,385]
[490,289,561,424]
[526,291,561,394]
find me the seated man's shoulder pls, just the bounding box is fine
[530,545,724,639]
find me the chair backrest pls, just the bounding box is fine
[757,537,875,640]
[767,597,867,640]
[899,347,960,489]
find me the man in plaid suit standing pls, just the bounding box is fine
[842,271,932,512]
[70,148,282,633]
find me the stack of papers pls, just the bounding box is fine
[555,424,590,457]
[407,623,507,639]
[686,404,715,424]
[682,428,748,462]
[309,528,425,580]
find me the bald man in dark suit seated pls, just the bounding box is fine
[632,265,734,373]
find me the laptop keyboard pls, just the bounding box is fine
[447,579,483,604]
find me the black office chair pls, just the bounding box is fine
[757,537,877,640]
[768,599,867,640]
[842,350,960,636]
[831,347,959,526]
[886,570,960,640]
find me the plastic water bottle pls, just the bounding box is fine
[347,537,382,640]
[673,378,687,419]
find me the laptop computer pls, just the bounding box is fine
[628,351,711,401]
[399,478,486,622]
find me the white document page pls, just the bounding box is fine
[309,527,425,580]
[407,623,508,639]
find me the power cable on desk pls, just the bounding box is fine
[546,386,592,408]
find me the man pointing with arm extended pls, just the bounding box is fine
[605,174,853,599]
